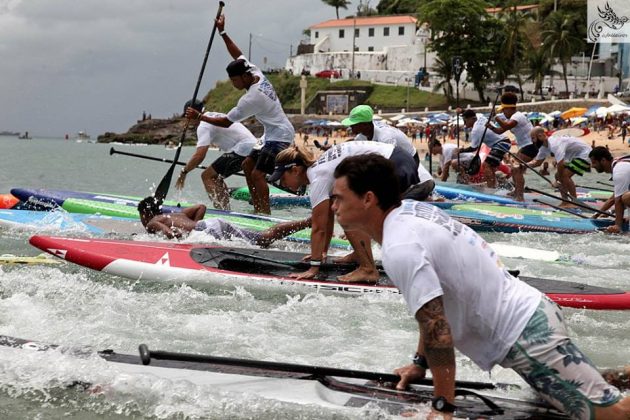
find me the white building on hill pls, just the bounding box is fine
[285,15,436,85]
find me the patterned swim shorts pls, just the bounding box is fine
[500,297,621,420]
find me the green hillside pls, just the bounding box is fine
[203,73,450,113]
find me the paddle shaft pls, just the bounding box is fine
[111,147,207,169]
[575,184,613,193]
[597,181,614,188]
[532,199,587,219]
[154,1,225,202]
[137,345,498,390]
[466,90,502,175]
[527,186,613,217]
[508,150,604,213]
[110,147,245,177]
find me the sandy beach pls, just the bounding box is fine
[296,126,630,157]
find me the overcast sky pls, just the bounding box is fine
[0,0,341,137]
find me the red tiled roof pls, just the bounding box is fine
[311,15,417,29]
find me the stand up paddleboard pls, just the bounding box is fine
[29,235,630,310]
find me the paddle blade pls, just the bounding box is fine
[466,155,481,175]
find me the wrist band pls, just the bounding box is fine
[310,260,321,267]
[219,30,226,36]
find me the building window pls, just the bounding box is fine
[355,28,360,38]
[368,28,374,37]
[384,27,390,36]
[368,46,374,52]
[339,29,345,38]
[398,26,405,35]
[354,46,359,52]
[315,31,319,38]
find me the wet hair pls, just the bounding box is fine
[430,139,442,149]
[274,143,316,167]
[500,92,518,106]
[461,109,476,119]
[137,196,162,219]
[333,153,401,211]
[589,146,613,162]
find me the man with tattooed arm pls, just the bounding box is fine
[329,153,630,420]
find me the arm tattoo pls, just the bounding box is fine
[417,297,455,367]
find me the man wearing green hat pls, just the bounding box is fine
[342,105,435,200]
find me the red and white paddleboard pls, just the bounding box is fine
[29,235,630,310]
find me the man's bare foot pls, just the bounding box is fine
[337,267,380,284]
[334,252,357,264]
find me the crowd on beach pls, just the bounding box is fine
[134,11,630,420]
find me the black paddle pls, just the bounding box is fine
[111,147,208,170]
[466,90,502,175]
[137,344,508,390]
[153,1,225,204]
[575,183,613,193]
[532,198,587,219]
[526,187,614,218]
[220,249,378,272]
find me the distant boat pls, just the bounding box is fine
[0,131,20,136]
[18,132,31,140]
[77,131,91,140]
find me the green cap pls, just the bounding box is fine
[341,105,374,126]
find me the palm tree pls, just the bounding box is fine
[524,48,558,100]
[497,6,533,100]
[542,12,584,95]
[321,0,351,19]
[431,56,454,102]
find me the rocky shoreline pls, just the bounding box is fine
[97,114,343,145]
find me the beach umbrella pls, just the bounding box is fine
[429,112,451,120]
[389,114,406,122]
[560,107,587,120]
[570,117,587,126]
[527,112,546,121]
[326,121,343,127]
[583,105,601,118]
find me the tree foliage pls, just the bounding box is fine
[419,0,502,102]
[321,0,352,19]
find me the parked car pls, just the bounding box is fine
[315,69,341,79]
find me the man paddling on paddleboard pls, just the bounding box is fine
[330,153,630,420]
[459,109,511,189]
[176,100,256,211]
[529,127,592,207]
[485,92,538,201]
[185,14,295,215]
[137,197,311,246]
[589,146,630,234]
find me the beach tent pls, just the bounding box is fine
[595,106,610,118]
[429,112,451,120]
[560,107,587,120]
[570,117,588,126]
[605,104,630,115]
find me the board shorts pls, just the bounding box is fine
[211,152,246,178]
[518,143,539,160]
[249,141,290,175]
[565,157,591,176]
[194,218,261,244]
[500,297,621,420]
[485,139,511,168]
[389,145,420,193]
